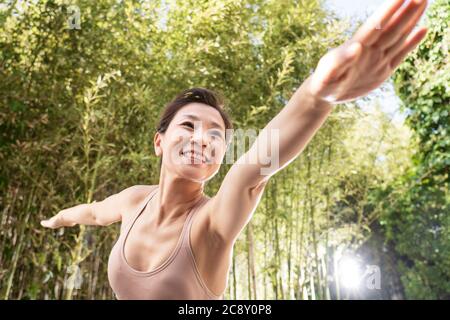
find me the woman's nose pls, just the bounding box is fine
[191,128,211,147]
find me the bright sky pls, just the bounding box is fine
[324,0,435,124]
[325,0,434,22]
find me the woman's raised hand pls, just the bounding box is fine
[308,0,428,104]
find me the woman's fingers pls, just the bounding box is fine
[390,27,428,70]
[377,0,427,50]
[353,0,405,46]
[40,219,53,228]
[41,216,58,228]
[383,2,427,59]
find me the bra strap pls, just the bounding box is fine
[121,186,158,235]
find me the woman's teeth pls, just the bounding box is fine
[181,151,206,163]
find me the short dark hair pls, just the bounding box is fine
[156,87,233,169]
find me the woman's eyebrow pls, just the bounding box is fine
[180,114,225,130]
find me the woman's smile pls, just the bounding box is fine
[180,150,208,164]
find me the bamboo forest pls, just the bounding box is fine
[0,0,449,300]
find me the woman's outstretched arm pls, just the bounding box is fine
[40,185,150,229]
[207,0,429,244]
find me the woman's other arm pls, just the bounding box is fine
[40,185,152,228]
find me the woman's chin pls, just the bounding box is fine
[172,163,209,178]
[180,170,209,182]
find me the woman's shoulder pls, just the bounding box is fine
[124,184,158,207]
[119,184,158,229]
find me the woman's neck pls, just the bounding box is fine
[152,169,205,227]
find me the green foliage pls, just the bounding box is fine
[0,0,447,300]
[378,0,450,299]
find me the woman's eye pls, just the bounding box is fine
[182,122,194,129]
[211,132,223,140]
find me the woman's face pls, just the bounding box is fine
[155,103,229,183]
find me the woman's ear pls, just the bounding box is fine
[154,132,162,157]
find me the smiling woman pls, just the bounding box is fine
[155,88,234,170]
[40,0,430,300]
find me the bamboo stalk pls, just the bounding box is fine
[247,221,257,299]
[4,187,36,299]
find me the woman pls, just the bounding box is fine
[41,0,428,300]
